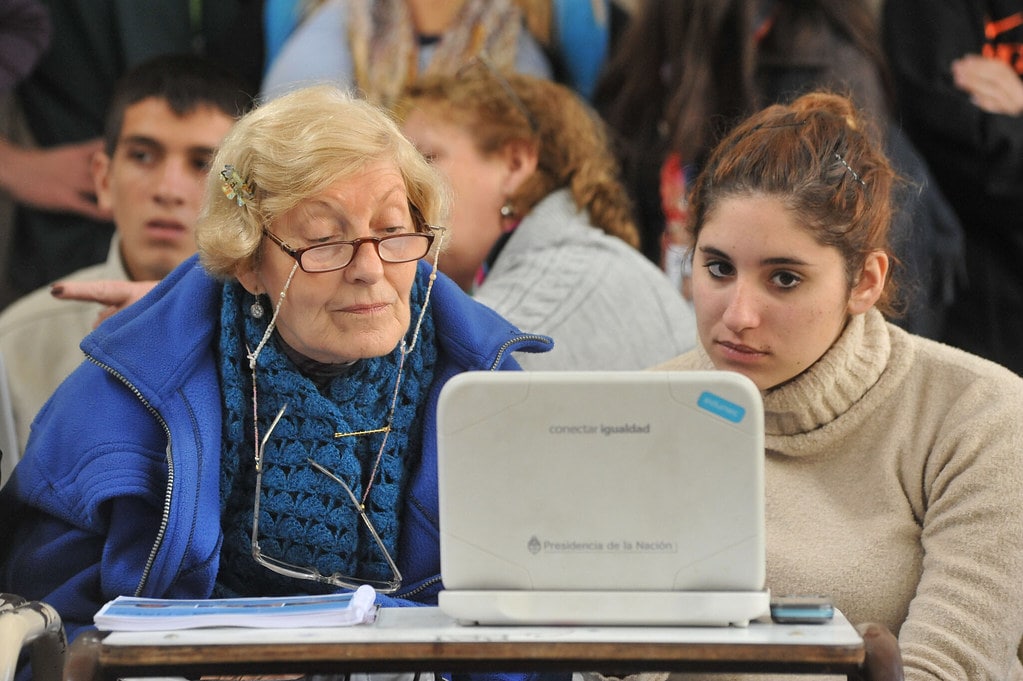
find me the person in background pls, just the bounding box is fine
[0,84,559,681]
[515,0,635,102]
[0,0,50,92]
[0,53,250,461]
[655,91,1023,680]
[883,0,1023,373]
[754,0,964,340]
[260,0,551,107]
[262,0,634,104]
[593,0,758,269]
[0,0,51,321]
[594,0,964,340]
[399,66,696,370]
[0,0,262,308]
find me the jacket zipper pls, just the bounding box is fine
[87,356,173,597]
[490,334,552,369]
[400,575,443,600]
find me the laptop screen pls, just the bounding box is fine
[436,370,766,595]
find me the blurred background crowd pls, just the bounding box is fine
[0,0,1020,374]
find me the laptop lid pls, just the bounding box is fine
[436,370,766,600]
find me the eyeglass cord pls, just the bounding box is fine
[247,261,300,371]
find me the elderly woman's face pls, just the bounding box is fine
[239,160,420,364]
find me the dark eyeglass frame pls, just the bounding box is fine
[251,405,403,594]
[263,229,439,273]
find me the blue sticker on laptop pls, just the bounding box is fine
[697,391,746,423]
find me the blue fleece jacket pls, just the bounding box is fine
[0,256,554,680]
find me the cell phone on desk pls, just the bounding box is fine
[770,595,834,624]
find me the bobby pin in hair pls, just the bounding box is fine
[833,152,866,188]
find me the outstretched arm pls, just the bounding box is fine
[50,279,158,328]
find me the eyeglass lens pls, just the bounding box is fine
[300,234,433,272]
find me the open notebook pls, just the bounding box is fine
[435,370,769,627]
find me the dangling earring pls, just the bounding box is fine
[500,201,515,219]
[250,297,265,319]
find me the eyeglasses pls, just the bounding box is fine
[457,53,539,134]
[263,229,439,273]
[250,404,403,593]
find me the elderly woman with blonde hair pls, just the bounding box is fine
[0,85,555,681]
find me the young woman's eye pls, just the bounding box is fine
[705,261,734,278]
[771,271,802,289]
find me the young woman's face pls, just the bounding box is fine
[692,194,875,391]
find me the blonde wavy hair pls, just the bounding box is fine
[198,85,451,279]
[397,68,639,247]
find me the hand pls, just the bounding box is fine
[0,138,112,221]
[952,54,1023,116]
[51,279,159,328]
[854,622,904,681]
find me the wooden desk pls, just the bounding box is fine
[65,606,866,681]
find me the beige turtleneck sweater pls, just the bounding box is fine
[653,308,1023,680]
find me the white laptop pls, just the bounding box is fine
[435,370,769,627]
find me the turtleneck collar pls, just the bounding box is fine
[688,308,892,441]
[273,330,359,392]
[760,309,890,437]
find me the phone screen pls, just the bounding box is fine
[769,596,834,624]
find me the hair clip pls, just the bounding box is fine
[833,152,866,188]
[221,164,254,207]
